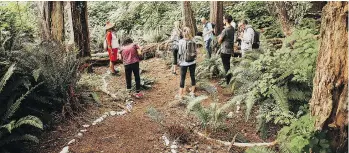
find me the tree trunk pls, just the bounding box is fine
[37,1,64,42]
[274,2,293,37]
[71,1,90,57]
[209,1,223,35]
[50,1,64,43]
[181,1,197,37]
[310,2,348,152]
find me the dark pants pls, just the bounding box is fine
[180,64,196,88]
[124,62,141,93]
[173,48,178,65]
[221,53,232,84]
[205,38,212,58]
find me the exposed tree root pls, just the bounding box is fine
[195,131,277,148]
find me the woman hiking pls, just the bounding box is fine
[118,37,144,98]
[105,22,120,75]
[176,27,197,99]
[166,21,182,75]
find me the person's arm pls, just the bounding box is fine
[218,29,226,44]
[106,32,112,49]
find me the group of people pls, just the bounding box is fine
[168,15,257,99]
[103,14,256,100]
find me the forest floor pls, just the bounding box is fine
[35,52,277,153]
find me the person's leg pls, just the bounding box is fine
[205,39,212,58]
[124,64,132,91]
[221,53,232,85]
[179,65,188,97]
[172,49,178,74]
[132,62,141,93]
[189,64,196,95]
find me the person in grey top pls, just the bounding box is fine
[218,14,235,85]
[239,19,254,57]
[201,17,213,58]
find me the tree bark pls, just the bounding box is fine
[310,2,348,152]
[274,2,293,37]
[37,1,64,42]
[181,1,197,37]
[71,1,91,57]
[209,1,223,35]
[50,1,64,43]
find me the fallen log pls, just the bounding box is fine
[195,131,277,147]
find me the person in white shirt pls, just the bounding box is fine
[201,17,213,58]
[239,20,254,57]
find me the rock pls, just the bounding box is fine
[110,111,117,116]
[207,146,212,150]
[184,145,193,149]
[116,110,127,115]
[171,144,178,149]
[59,146,69,153]
[82,124,90,128]
[161,135,170,146]
[171,149,177,153]
[101,114,108,119]
[80,129,87,132]
[67,139,75,145]
[77,132,83,137]
[104,112,110,116]
[92,122,97,126]
[227,112,234,118]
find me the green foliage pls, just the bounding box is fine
[245,146,277,153]
[224,29,318,136]
[196,55,225,80]
[0,64,43,152]
[187,96,226,130]
[146,106,163,124]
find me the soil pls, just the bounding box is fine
[35,55,277,153]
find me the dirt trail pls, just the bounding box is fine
[37,56,275,153]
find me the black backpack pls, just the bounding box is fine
[249,28,260,49]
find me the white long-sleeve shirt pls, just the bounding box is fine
[241,25,254,52]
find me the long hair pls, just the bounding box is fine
[182,27,192,39]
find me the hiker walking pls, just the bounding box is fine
[167,21,182,75]
[104,22,120,75]
[118,37,144,98]
[218,14,235,85]
[177,27,197,99]
[201,17,214,58]
[239,20,255,57]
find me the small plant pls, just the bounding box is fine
[146,106,163,124]
[187,96,226,130]
[196,55,225,80]
[167,124,190,144]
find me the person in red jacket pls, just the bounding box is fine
[105,22,120,75]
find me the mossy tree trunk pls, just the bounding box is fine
[71,1,91,57]
[209,1,223,35]
[310,2,348,152]
[181,1,197,37]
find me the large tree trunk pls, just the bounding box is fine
[310,2,348,152]
[209,1,223,35]
[71,1,90,57]
[37,1,64,42]
[50,1,64,43]
[274,2,293,37]
[181,1,197,37]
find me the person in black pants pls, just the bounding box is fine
[119,37,143,98]
[166,21,182,74]
[218,14,235,85]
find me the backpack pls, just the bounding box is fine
[249,27,260,49]
[180,40,197,63]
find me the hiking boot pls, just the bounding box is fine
[133,92,144,99]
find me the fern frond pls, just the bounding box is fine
[186,95,208,111]
[269,86,289,112]
[0,64,15,93]
[0,134,39,147]
[14,115,43,130]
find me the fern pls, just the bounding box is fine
[0,64,15,93]
[0,134,39,147]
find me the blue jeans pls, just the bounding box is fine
[205,38,212,58]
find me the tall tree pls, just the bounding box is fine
[37,1,65,42]
[209,1,223,35]
[181,1,197,36]
[310,1,348,152]
[274,2,293,37]
[71,1,90,57]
